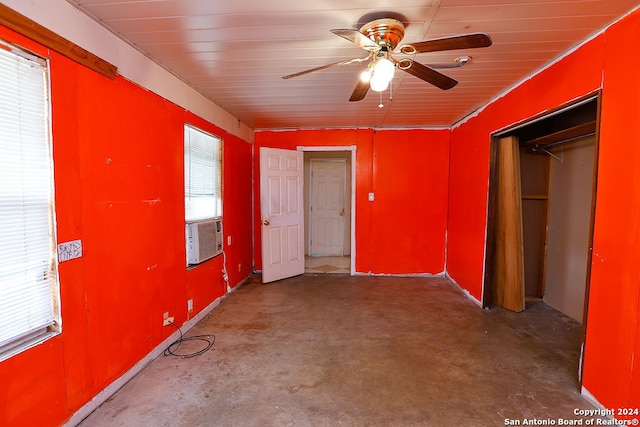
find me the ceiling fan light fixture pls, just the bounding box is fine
[370,72,390,92]
[374,57,395,81]
[360,68,373,83]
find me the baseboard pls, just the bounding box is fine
[445,273,483,308]
[580,386,616,419]
[63,295,226,427]
[353,271,446,278]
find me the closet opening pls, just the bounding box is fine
[484,94,600,385]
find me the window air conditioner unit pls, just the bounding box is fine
[186,218,223,265]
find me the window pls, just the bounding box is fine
[0,42,59,360]
[184,124,222,222]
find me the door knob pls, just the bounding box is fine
[261,219,270,226]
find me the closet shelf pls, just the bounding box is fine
[522,195,548,200]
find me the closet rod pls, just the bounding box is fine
[531,131,596,151]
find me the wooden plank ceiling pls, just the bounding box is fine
[65,0,640,130]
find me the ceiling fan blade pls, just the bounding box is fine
[400,60,458,90]
[349,79,370,102]
[330,29,381,52]
[400,33,492,54]
[282,56,370,79]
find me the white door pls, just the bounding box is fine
[309,159,346,256]
[260,147,305,283]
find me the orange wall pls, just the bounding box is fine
[582,9,640,411]
[254,128,450,275]
[0,26,253,426]
[448,8,640,414]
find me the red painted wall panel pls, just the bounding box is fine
[254,128,450,275]
[0,24,253,426]
[221,135,254,287]
[443,120,493,300]
[370,130,449,274]
[0,338,68,426]
[581,9,640,410]
[353,128,375,273]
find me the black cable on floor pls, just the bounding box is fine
[163,321,215,358]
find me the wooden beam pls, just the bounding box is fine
[493,136,526,312]
[0,4,117,79]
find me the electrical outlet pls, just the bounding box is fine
[238,263,242,272]
[162,312,174,326]
[187,299,193,311]
[227,235,232,246]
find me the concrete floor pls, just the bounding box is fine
[78,274,599,426]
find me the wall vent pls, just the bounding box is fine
[186,218,223,265]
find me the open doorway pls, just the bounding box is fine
[300,147,355,275]
[484,94,600,386]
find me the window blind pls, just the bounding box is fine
[0,44,58,355]
[184,125,222,221]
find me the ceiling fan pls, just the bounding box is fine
[282,17,492,102]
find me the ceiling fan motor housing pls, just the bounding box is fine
[359,18,405,50]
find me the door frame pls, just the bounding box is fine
[298,146,356,275]
[483,92,602,388]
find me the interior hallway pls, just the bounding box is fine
[78,274,598,426]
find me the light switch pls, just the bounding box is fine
[368,192,375,202]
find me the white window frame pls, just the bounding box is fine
[184,124,222,223]
[0,41,60,361]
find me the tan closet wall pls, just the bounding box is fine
[543,137,595,322]
[520,150,550,298]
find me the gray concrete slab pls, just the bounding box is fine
[78,274,597,426]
